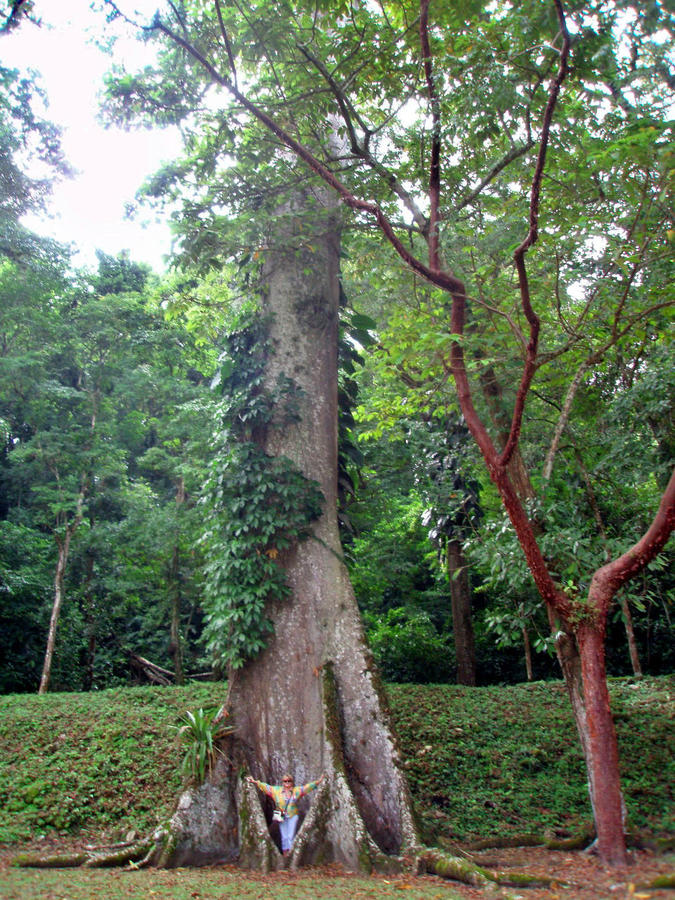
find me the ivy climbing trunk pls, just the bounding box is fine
[224,189,418,870]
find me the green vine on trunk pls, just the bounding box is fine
[200,316,324,670]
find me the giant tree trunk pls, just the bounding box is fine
[227,191,418,869]
[148,190,418,872]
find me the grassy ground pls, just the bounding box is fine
[0,676,672,850]
[0,864,467,900]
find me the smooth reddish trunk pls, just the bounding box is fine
[474,459,631,865]
[576,623,627,866]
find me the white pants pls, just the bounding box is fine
[279,813,299,851]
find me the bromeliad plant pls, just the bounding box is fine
[173,707,234,784]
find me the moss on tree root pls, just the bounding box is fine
[14,838,572,890]
[647,873,675,889]
[417,848,564,889]
[13,852,90,868]
[464,828,596,852]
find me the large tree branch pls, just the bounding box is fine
[295,43,429,234]
[454,140,536,214]
[0,0,29,32]
[214,0,238,88]
[151,15,465,297]
[419,0,441,267]
[500,0,570,469]
[541,360,588,484]
[589,467,675,607]
[153,0,570,625]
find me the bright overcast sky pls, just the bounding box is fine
[2,0,183,272]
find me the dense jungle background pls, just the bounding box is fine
[1,236,672,692]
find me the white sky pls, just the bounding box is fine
[2,0,183,272]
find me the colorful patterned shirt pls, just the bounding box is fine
[251,779,321,818]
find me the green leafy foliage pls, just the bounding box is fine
[390,677,675,843]
[0,251,218,692]
[99,0,674,697]
[0,521,53,692]
[364,608,452,684]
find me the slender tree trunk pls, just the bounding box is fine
[168,564,183,683]
[82,551,96,691]
[168,477,186,683]
[168,543,184,684]
[446,539,476,685]
[39,487,85,694]
[541,361,588,484]
[39,537,70,694]
[576,449,643,676]
[479,367,536,504]
[619,594,642,676]
[522,624,533,682]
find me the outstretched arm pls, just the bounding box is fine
[246,776,274,797]
[298,773,326,797]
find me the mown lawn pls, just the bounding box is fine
[0,864,467,900]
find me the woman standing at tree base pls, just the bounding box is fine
[247,772,325,854]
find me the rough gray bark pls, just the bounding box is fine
[20,187,421,874]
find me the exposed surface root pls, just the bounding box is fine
[463,828,596,852]
[13,836,155,869]
[416,847,561,888]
